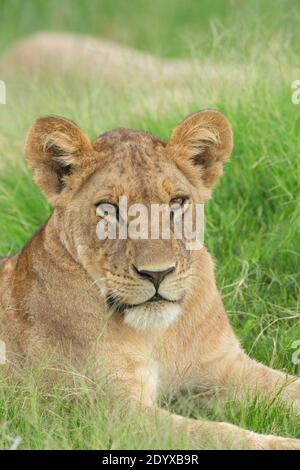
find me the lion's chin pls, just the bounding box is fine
[123,301,182,332]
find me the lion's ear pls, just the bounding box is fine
[167,109,233,189]
[25,115,93,202]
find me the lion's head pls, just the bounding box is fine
[25,110,233,331]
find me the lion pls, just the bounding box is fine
[0,109,300,449]
[0,32,248,88]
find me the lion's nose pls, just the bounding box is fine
[133,265,175,290]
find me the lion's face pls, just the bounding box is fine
[25,110,233,331]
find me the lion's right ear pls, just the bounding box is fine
[25,115,93,203]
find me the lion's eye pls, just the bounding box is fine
[96,202,119,221]
[170,195,189,208]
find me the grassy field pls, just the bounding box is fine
[0,0,300,449]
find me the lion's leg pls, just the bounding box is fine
[105,352,300,449]
[114,375,300,449]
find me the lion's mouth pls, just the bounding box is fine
[106,293,181,314]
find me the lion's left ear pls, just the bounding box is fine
[167,109,233,189]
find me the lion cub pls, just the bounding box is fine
[0,110,300,449]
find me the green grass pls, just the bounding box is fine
[0,0,300,450]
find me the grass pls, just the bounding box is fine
[0,0,300,450]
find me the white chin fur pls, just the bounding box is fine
[123,302,182,331]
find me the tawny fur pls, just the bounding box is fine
[0,110,300,450]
